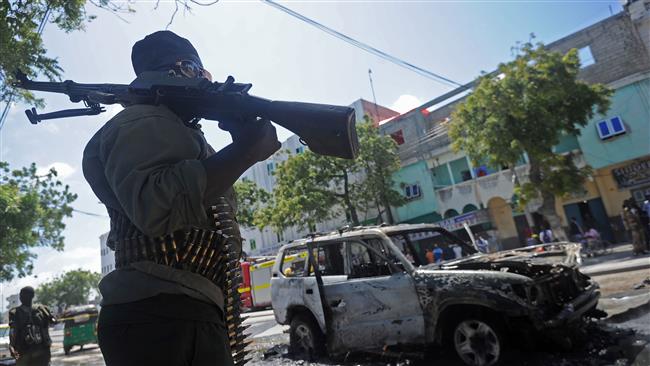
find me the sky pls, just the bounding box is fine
[0,0,622,301]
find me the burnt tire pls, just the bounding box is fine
[449,314,505,366]
[289,313,326,361]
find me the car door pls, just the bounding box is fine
[320,239,425,355]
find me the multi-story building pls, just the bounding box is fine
[378,1,650,248]
[99,232,115,277]
[240,99,398,256]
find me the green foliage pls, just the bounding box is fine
[449,42,611,211]
[255,120,405,232]
[234,179,269,228]
[0,162,77,281]
[0,0,134,105]
[356,118,405,223]
[36,269,101,309]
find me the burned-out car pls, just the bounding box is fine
[270,224,601,366]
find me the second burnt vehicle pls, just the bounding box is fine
[270,224,602,366]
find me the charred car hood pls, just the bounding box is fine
[421,242,583,280]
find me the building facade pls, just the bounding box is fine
[99,232,115,277]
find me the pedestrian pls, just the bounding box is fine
[569,217,584,243]
[433,245,444,263]
[539,227,554,244]
[640,195,650,250]
[622,200,648,255]
[425,248,434,264]
[82,31,280,366]
[8,287,56,366]
[526,234,538,246]
[477,235,489,253]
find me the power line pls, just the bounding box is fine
[72,208,108,218]
[261,0,462,88]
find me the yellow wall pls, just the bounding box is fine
[554,179,602,225]
[487,197,519,248]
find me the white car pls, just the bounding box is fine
[0,324,15,365]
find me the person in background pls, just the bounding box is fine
[425,249,434,264]
[8,287,56,366]
[451,244,463,259]
[526,234,539,247]
[539,227,554,243]
[622,199,648,255]
[641,195,650,250]
[569,217,584,243]
[433,245,444,263]
[477,235,490,253]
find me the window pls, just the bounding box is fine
[295,147,304,154]
[348,241,392,278]
[281,246,308,277]
[390,129,405,145]
[578,46,595,68]
[266,162,275,175]
[404,184,421,200]
[250,239,256,251]
[309,243,345,277]
[276,230,284,242]
[596,116,626,140]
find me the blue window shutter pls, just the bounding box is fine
[405,186,411,197]
[597,121,610,139]
[610,117,624,133]
[413,185,419,196]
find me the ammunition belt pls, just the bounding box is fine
[110,198,250,365]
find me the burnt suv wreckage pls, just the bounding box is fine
[270,224,602,366]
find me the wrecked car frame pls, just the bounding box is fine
[270,224,600,366]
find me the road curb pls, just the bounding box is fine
[582,263,650,277]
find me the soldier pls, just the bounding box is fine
[622,199,648,256]
[8,287,56,366]
[82,31,280,365]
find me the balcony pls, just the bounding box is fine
[435,166,529,214]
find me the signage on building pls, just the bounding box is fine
[612,158,650,189]
[437,209,490,232]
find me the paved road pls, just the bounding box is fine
[48,309,283,366]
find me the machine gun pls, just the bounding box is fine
[13,71,359,160]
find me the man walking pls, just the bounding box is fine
[8,287,56,366]
[83,31,280,365]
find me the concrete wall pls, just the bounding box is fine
[547,12,650,85]
[392,160,438,222]
[577,78,650,169]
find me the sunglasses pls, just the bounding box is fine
[174,60,212,81]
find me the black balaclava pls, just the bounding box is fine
[131,30,203,76]
[19,286,35,307]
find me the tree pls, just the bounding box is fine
[234,179,269,228]
[36,269,101,310]
[255,120,406,232]
[449,42,611,240]
[255,151,346,232]
[0,0,136,105]
[0,162,77,281]
[356,118,405,224]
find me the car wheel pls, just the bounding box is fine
[452,317,504,366]
[289,313,325,360]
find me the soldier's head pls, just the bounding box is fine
[19,286,35,306]
[131,30,212,81]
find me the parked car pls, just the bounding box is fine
[0,324,15,365]
[270,224,601,366]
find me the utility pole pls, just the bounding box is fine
[368,68,381,125]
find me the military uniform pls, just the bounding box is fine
[83,103,240,365]
[622,207,647,255]
[9,304,54,366]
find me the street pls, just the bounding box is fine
[46,245,650,366]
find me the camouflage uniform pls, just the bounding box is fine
[622,207,647,255]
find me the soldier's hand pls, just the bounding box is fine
[222,118,281,163]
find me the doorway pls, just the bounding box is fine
[563,198,614,242]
